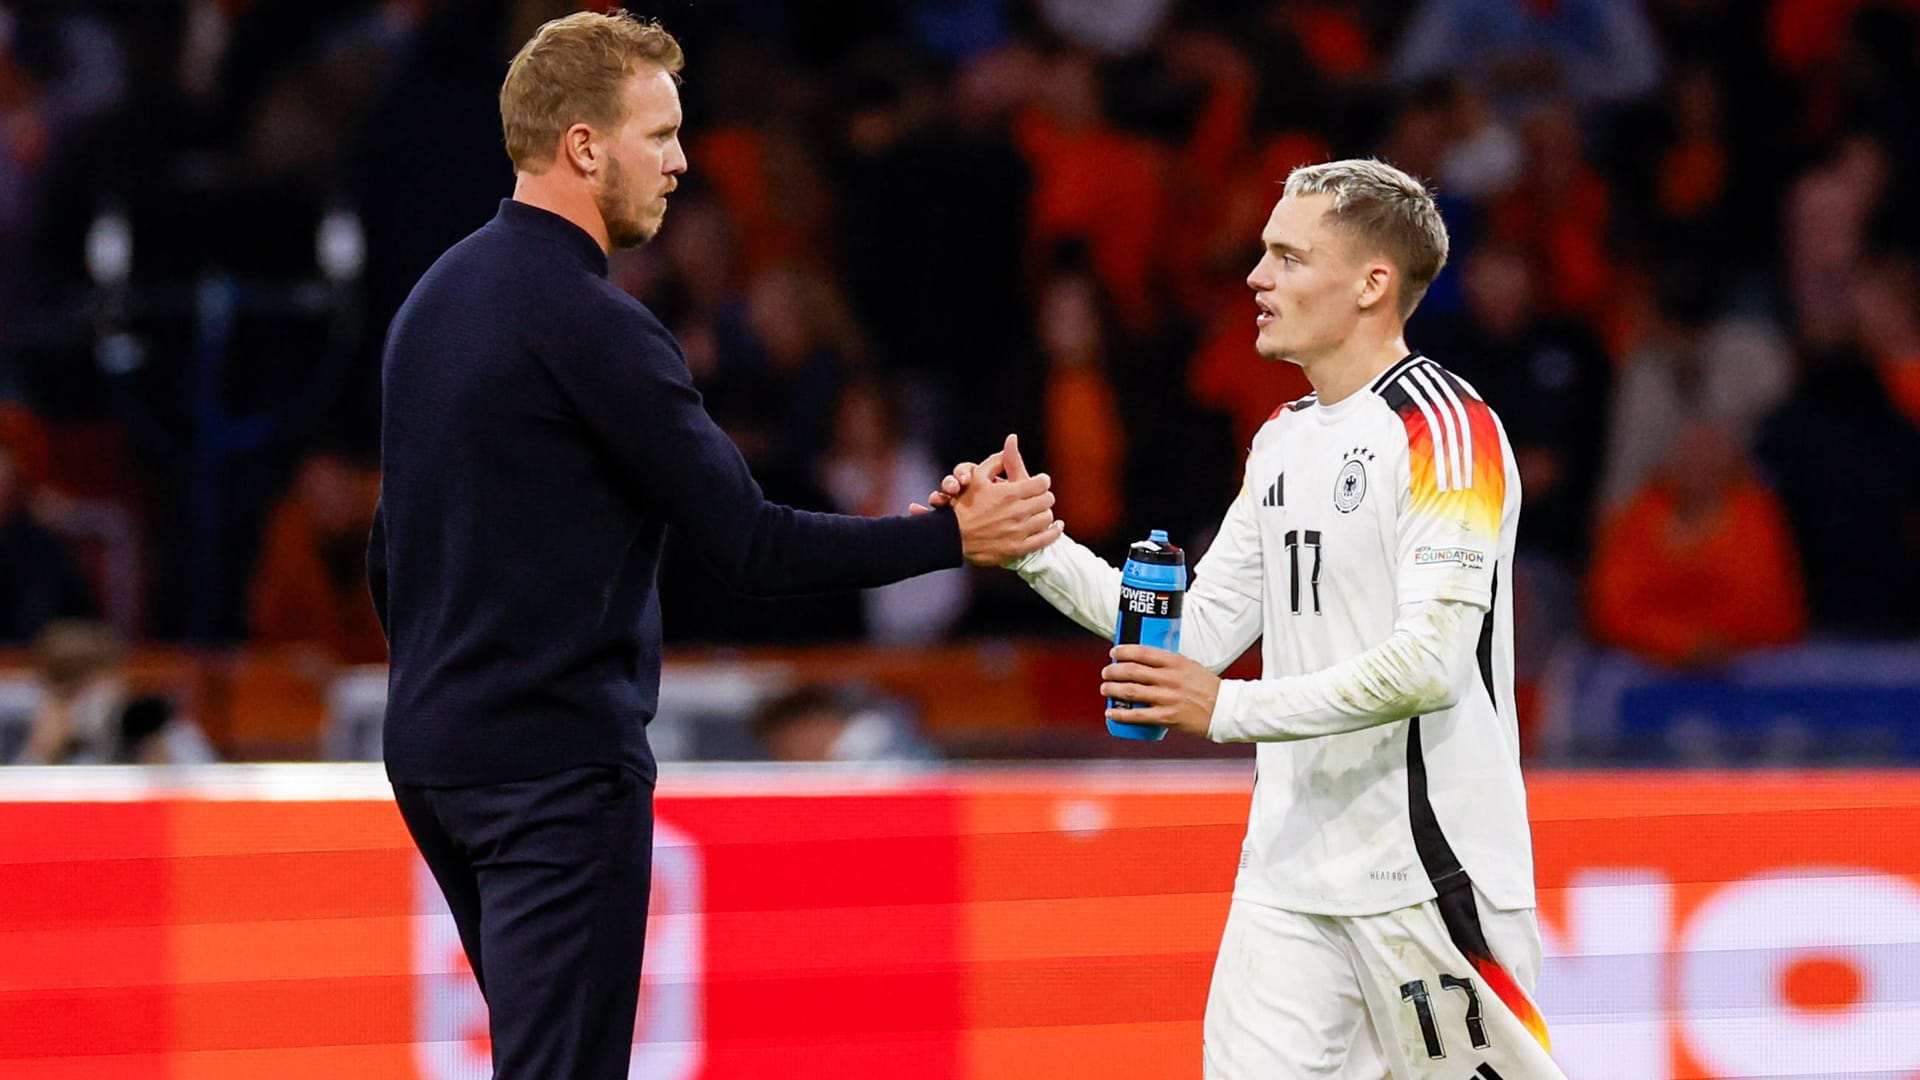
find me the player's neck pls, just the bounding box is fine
[1301,330,1414,407]
[512,173,613,254]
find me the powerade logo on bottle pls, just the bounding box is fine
[1121,585,1178,617]
[1108,529,1186,741]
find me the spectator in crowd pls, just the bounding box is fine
[1014,50,1168,328]
[247,451,386,664]
[17,619,216,764]
[225,2,425,183]
[1172,29,1324,449]
[0,405,95,644]
[1785,134,1890,351]
[0,3,127,315]
[816,375,971,645]
[1853,254,1920,429]
[1391,0,1664,115]
[1034,252,1127,549]
[1758,347,1920,637]
[1378,76,1522,208]
[1840,5,1920,249]
[1185,297,1315,454]
[1038,0,1175,56]
[1487,103,1616,320]
[832,48,1037,460]
[1640,66,1739,284]
[635,188,739,382]
[1416,241,1611,569]
[750,683,935,764]
[1772,0,1920,216]
[1598,272,1793,511]
[685,44,831,278]
[1587,420,1805,667]
[724,263,861,473]
[0,16,55,318]
[1431,79,1524,202]
[901,0,1011,61]
[1415,240,1611,680]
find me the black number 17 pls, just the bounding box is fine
[1283,529,1322,614]
[1399,974,1489,1059]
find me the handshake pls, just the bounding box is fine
[908,434,1063,567]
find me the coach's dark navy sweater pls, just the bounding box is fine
[370,199,960,786]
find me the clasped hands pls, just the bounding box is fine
[909,433,1065,566]
[912,441,1220,739]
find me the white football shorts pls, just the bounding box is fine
[1203,886,1565,1079]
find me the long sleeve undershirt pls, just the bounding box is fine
[1011,535,1483,742]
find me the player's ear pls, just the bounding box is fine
[1356,261,1394,312]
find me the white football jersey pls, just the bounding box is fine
[1219,352,1531,915]
[1015,352,1534,916]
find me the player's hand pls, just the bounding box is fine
[1101,645,1220,739]
[951,434,1064,565]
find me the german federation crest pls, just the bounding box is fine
[1335,448,1373,513]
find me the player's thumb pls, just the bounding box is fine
[1003,433,1031,481]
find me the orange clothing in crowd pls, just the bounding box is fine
[1171,130,1331,317]
[1657,136,1729,222]
[1015,110,1167,325]
[0,403,51,492]
[248,481,388,666]
[1161,27,1329,304]
[1491,169,1614,321]
[690,124,819,274]
[1769,0,1920,73]
[1879,357,1920,430]
[1043,363,1126,543]
[1188,303,1313,452]
[1587,480,1806,666]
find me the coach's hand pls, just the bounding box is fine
[1101,645,1220,739]
[950,434,1065,566]
[909,436,1039,524]
[910,459,975,514]
[911,432,1010,515]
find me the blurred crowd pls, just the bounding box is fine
[1,0,1918,750]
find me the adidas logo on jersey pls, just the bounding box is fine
[1260,473,1284,508]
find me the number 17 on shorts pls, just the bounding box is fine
[1358,891,1566,1079]
[1201,892,1567,1079]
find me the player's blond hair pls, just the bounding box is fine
[499,10,684,174]
[1283,159,1449,319]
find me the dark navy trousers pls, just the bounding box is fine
[395,764,655,1079]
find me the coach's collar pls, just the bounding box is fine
[495,199,610,278]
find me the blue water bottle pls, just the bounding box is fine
[1108,529,1186,741]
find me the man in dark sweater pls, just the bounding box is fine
[367,13,1060,1077]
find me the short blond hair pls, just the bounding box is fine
[1284,159,1449,319]
[500,10,684,173]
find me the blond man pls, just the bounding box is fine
[935,160,1565,1078]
